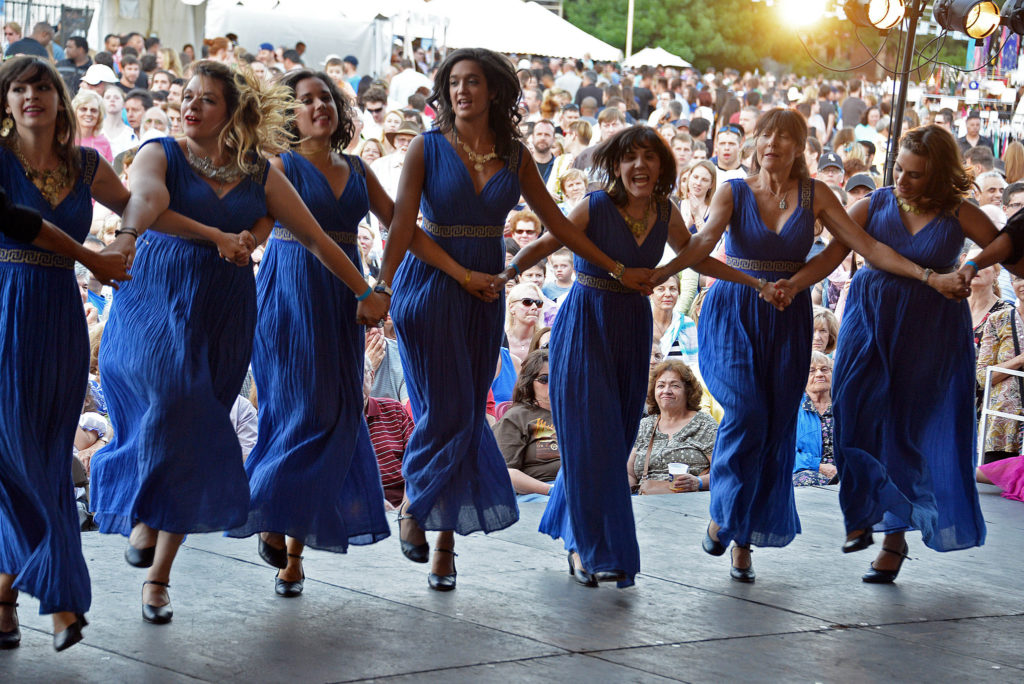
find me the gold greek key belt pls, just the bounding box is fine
[0,247,74,270]
[576,272,638,294]
[421,219,504,239]
[273,226,357,245]
[725,255,805,274]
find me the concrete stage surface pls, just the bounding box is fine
[2,485,1022,683]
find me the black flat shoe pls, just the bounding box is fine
[258,534,288,569]
[141,580,173,624]
[275,554,305,597]
[397,504,429,564]
[842,529,874,554]
[730,546,755,583]
[124,543,156,568]
[428,549,457,592]
[862,542,910,584]
[702,523,727,556]
[53,614,87,652]
[567,551,597,588]
[0,600,20,650]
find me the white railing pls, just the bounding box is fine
[978,365,1024,466]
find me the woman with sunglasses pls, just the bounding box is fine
[505,282,545,365]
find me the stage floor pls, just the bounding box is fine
[3,485,1022,682]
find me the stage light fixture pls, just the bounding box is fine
[842,0,906,30]
[933,0,1002,39]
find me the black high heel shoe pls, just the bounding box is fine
[275,554,305,597]
[53,614,88,652]
[428,549,458,591]
[862,542,910,584]
[594,570,628,584]
[842,529,874,554]
[124,543,156,568]
[397,503,429,564]
[730,546,755,583]
[258,534,288,569]
[702,523,727,556]
[141,580,173,624]
[567,551,597,587]
[0,600,20,650]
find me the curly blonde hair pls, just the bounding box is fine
[188,60,295,176]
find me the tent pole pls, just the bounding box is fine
[626,0,635,58]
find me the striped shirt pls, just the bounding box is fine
[366,397,414,506]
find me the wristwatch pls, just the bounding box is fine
[373,280,393,296]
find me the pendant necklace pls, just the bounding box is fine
[620,199,653,238]
[186,143,244,196]
[765,182,790,210]
[455,131,497,171]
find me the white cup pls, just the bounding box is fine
[667,462,689,477]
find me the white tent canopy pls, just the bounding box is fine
[622,46,691,69]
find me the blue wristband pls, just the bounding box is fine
[965,259,979,272]
[511,261,521,275]
[356,286,372,301]
[696,477,703,491]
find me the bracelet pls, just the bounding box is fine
[920,267,934,284]
[609,261,626,281]
[754,277,767,290]
[965,259,979,273]
[696,477,703,491]
[510,261,521,275]
[356,286,372,301]
[115,228,139,239]
[464,269,472,286]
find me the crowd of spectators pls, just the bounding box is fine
[6,21,1024,512]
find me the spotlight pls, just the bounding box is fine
[1003,0,1024,35]
[842,0,906,30]
[933,0,1002,39]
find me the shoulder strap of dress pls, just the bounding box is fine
[657,198,671,225]
[257,158,271,186]
[80,146,100,186]
[800,177,813,210]
[347,154,365,177]
[509,141,525,175]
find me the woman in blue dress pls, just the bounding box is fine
[779,125,996,582]
[687,110,966,583]
[374,48,643,591]
[91,61,389,624]
[0,56,208,651]
[226,70,394,596]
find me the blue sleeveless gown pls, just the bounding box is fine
[697,178,814,548]
[92,138,267,536]
[227,152,389,551]
[539,191,667,586]
[389,129,521,534]
[833,188,984,551]
[0,147,97,615]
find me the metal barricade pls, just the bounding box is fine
[978,365,1024,466]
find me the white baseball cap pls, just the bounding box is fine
[81,64,118,85]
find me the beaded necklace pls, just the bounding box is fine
[13,142,71,208]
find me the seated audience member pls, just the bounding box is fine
[543,247,575,301]
[364,363,414,508]
[509,209,542,249]
[367,318,408,403]
[555,168,587,214]
[529,326,551,354]
[976,274,1024,463]
[494,350,559,501]
[977,454,1024,503]
[505,282,545,365]
[793,351,838,486]
[628,361,717,494]
[651,273,698,367]
[492,343,519,405]
[811,306,839,356]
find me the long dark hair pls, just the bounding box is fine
[0,56,79,178]
[428,48,522,162]
[512,349,549,406]
[594,126,676,206]
[277,69,355,152]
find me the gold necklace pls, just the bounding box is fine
[456,132,498,171]
[895,194,927,215]
[297,144,332,158]
[13,142,71,208]
[620,199,653,238]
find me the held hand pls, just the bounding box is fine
[819,463,838,480]
[356,292,390,327]
[669,474,701,493]
[491,270,512,293]
[104,234,137,271]
[956,261,978,288]
[84,250,132,288]
[620,267,656,295]
[757,281,785,311]
[460,270,501,302]
[216,231,253,267]
[239,230,257,254]
[772,279,798,310]
[930,271,970,300]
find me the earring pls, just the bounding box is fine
[0,117,12,138]
[609,178,618,193]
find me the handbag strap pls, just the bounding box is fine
[639,416,659,483]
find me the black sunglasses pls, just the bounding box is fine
[517,298,544,308]
[535,374,549,384]
[366,106,384,113]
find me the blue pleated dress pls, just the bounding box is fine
[0,147,97,615]
[697,178,814,548]
[389,129,520,534]
[227,152,389,551]
[538,191,668,586]
[833,188,984,551]
[91,138,267,536]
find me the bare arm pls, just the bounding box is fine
[363,164,395,230]
[30,218,131,286]
[651,183,735,279]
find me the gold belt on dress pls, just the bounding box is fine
[421,219,504,239]
[725,255,805,274]
[0,247,74,270]
[575,272,638,294]
[273,226,357,246]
